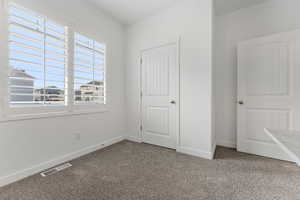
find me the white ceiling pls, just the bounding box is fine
[87,0,178,25]
[215,0,269,16]
[87,0,270,25]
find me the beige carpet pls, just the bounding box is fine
[1,141,300,200]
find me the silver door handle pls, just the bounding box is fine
[170,100,176,104]
[238,100,244,105]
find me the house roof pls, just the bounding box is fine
[80,81,104,88]
[10,69,35,79]
[87,81,104,86]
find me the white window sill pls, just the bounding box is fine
[0,109,109,123]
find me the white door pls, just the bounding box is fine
[141,44,179,149]
[237,30,300,161]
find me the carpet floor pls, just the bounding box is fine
[1,141,300,200]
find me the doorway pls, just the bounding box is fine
[237,30,300,161]
[140,43,179,149]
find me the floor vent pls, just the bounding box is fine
[40,163,72,177]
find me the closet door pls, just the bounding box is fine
[237,30,300,161]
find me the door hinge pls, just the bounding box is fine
[140,58,143,65]
[140,125,143,131]
[140,91,143,98]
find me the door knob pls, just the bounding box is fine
[238,100,244,105]
[170,100,176,104]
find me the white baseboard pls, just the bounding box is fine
[125,136,142,143]
[0,136,220,187]
[217,140,236,148]
[0,136,124,188]
[177,146,214,160]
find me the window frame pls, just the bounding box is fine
[0,1,108,121]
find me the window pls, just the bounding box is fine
[74,33,106,104]
[8,4,68,107]
[3,3,108,118]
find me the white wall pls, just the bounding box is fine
[0,0,126,186]
[216,0,300,148]
[126,0,215,158]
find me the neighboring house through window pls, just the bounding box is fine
[9,69,35,103]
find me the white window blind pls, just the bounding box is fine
[8,4,68,107]
[74,33,106,104]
